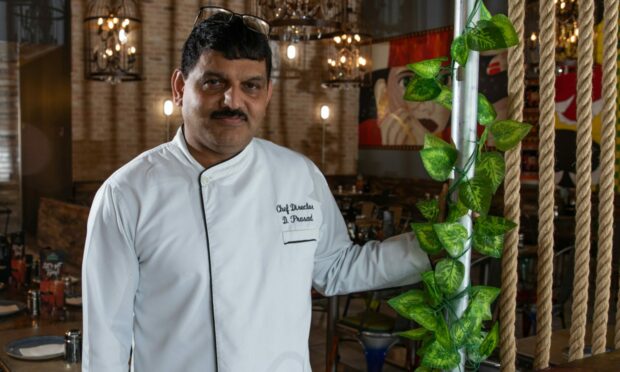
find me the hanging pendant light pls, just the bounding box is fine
[83,0,142,83]
[256,0,344,42]
[322,31,370,88]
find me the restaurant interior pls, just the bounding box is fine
[1,0,620,371]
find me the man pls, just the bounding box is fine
[82,7,430,372]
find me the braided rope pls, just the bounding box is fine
[568,0,595,361]
[592,0,619,355]
[500,1,524,370]
[533,0,557,368]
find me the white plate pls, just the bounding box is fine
[65,297,82,307]
[0,300,26,317]
[5,336,65,360]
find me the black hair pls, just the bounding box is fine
[180,13,272,79]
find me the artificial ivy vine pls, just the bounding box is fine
[387,1,532,371]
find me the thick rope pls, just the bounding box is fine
[533,0,556,368]
[592,0,619,355]
[500,1,524,370]
[568,0,595,361]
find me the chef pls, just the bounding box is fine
[82,6,430,372]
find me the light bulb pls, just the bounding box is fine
[574,27,579,36]
[340,55,347,64]
[320,105,330,120]
[570,34,576,43]
[119,29,128,44]
[354,34,361,42]
[530,32,537,42]
[113,17,119,24]
[286,44,297,60]
[105,48,113,56]
[107,20,114,29]
[358,56,367,66]
[334,36,341,44]
[122,19,130,27]
[97,18,104,26]
[163,100,174,116]
[115,44,121,52]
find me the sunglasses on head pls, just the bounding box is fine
[194,6,271,37]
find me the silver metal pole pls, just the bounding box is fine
[450,0,479,370]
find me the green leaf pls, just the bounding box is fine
[480,1,493,21]
[477,93,497,126]
[434,316,452,349]
[470,286,501,305]
[433,85,453,110]
[479,127,490,154]
[446,200,469,223]
[479,322,500,358]
[414,367,434,372]
[421,147,458,181]
[421,341,461,369]
[411,223,443,254]
[388,289,426,319]
[491,14,519,47]
[417,333,435,357]
[433,222,468,257]
[475,215,517,236]
[424,133,452,149]
[466,334,486,364]
[451,311,483,347]
[472,230,504,258]
[398,327,429,341]
[407,57,448,79]
[467,20,507,51]
[404,76,442,102]
[407,304,439,331]
[422,270,443,307]
[435,258,465,296]
[490,120,533,151]
[451,35,469,66]
[476,152,505,193]
[416,199,440,222]
[469,299,494,321]
[459,175,493,215]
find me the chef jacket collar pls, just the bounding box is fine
[172,125,255,179]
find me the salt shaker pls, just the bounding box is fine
[64,329,82,363]
[27,289,40,318]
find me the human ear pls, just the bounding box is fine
[171,69,185,106]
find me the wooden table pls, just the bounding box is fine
[542,349,620,371]
[0,321,81,371]
[516,326,614,367]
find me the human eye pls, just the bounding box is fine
[398,73,414,89]
[202,77,225,91]
[242,80,265,94]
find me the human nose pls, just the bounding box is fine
[223,85,242,109]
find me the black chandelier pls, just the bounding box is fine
[83,0,142,83]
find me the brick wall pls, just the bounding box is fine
[71,0,358,183]
[0,41,21,232]
[36,197,89,273]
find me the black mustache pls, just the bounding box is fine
[211,109,248,120]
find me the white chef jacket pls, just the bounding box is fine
[82,128,430,372]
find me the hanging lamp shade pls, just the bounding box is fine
[83,0,142,83]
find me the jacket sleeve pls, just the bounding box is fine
[310,167,431,296]
[82,182,139,371]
